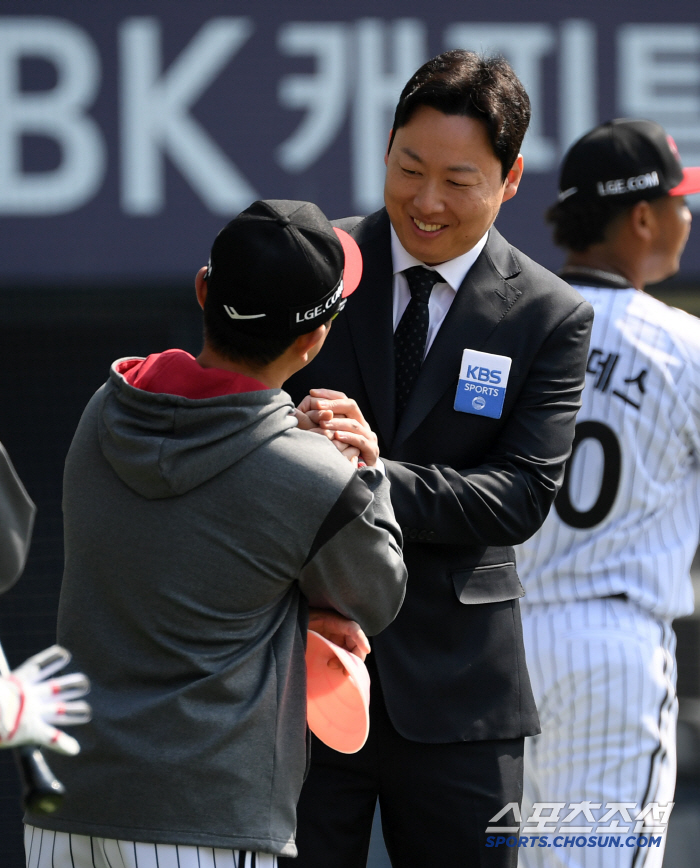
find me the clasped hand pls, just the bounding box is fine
[308,609,371,666]
[297,390,378,663]
[293,389,379,468]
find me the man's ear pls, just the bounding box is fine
[294,324,329,364]
[195,266,208,310]
[384,129,394,166]
[502,154,524,203]
[629,200,655,243]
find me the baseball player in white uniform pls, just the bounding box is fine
[516,119,700,868]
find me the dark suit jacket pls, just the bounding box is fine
[287,209,593,745]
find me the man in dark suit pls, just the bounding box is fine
[283,50,594,868]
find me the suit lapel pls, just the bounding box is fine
[393,227,522,449]
[343,210,397,446]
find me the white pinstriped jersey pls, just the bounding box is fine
[516,284,700,620]
[24,825,278,868]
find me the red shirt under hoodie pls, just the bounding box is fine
[116,348,268,399]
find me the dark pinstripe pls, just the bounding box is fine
[26,826,36,868]
[103,838,116,868]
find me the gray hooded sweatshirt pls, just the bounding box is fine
[27,351,406,857]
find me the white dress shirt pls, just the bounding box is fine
[390,225,489,359]
[368,226,490,474]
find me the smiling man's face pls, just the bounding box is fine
[384,105,523,265]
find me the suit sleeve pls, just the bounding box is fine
[297,466,407,635]
[384,299,594,547]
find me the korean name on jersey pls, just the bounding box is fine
[516,286,700,621]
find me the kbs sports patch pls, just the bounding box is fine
[454,349,512,419]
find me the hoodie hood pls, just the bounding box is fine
[98,350,297,499]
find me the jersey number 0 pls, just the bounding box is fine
[554,421,622,529]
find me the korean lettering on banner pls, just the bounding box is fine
[0,9,699,277]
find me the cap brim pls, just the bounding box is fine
[333,228,363,298]
[670,167,700,196]
[306,630,370,754]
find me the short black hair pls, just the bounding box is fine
[546,197,633,252]
[203,296,336,368]
[203,297,297,368]
[388,50,531,180]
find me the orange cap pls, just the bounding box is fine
[305,630,370,754]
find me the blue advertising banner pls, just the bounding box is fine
[2,0,700,283]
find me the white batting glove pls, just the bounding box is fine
[0,645,91,755]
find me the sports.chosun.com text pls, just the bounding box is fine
[484,801,672,849]
[486,834,663,849]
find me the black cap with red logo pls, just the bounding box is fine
[556,118,700,206]
[205,200,363,337]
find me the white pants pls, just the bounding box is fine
[519,598,677,868]
[25,826,278,868]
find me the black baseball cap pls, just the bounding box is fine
[205,199,363,337]
[557,118,700,205]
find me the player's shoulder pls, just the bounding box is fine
[580,285,700,371]
[629,291,700,363]
[274,423,356,487]
[253,423,358,521]
[656,299,700,346]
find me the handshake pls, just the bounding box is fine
[293,388,379,468]
[295,389,381,664]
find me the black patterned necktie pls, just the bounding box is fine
[394,266,442,419]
